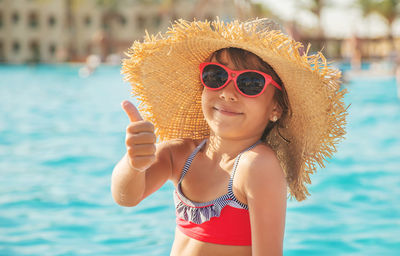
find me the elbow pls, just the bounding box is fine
[111,189,143,207]
[116,200,140,207]
[113,196,142,207]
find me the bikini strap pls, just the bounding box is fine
[178,139,207,184]
[227,140,262,207]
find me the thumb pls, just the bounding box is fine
[121,100,143,122]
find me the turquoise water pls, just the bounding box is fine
[0,64,399,255]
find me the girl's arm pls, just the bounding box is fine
[111,101,173,207]
[111,141,173,207]
[245,148,287,256]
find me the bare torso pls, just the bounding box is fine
[170,228,251,256]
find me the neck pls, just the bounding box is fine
[204,133,261,164]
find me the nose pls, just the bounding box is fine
[219,79,238,102]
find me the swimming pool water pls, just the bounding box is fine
[0,64,399,255]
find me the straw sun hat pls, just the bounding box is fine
[122,18,348,201]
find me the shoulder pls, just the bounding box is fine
[238,143,287,199]
[159,138,204,184]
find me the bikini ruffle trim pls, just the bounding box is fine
[174,191,244,224]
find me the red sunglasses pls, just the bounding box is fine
[199,62,282,98]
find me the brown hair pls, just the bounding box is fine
[205,47,291,142]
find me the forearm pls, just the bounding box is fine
[111,153,146,207]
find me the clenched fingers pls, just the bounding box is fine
[126,121,155,134]
[126,132,156,145]
[127,144,156,157]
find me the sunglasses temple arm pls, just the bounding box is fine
[271,80,282,91]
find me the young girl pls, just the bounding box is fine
[111,18,347,256]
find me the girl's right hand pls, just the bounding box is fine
[121,100,157,172]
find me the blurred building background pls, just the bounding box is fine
[0,0,399,64]
[0,0,257,63]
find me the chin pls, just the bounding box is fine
[208,124,241,138]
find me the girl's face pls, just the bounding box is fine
[201,50,282,140]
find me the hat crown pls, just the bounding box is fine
[243,18,286,35]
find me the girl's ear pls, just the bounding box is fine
[269,100,283,122]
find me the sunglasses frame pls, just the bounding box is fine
[199,62,282,98]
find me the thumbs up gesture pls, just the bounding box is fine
[121,100,156,172]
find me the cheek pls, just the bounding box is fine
[244,99,273,127]
[249,104,270,126]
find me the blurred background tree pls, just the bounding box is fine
[357,0,400,47]
[297,0,329,38]
[295,0,331,53]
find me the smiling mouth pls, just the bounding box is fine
[213,107,243,116]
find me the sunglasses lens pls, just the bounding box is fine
[202,64,228,89]
[237,72,266,96]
